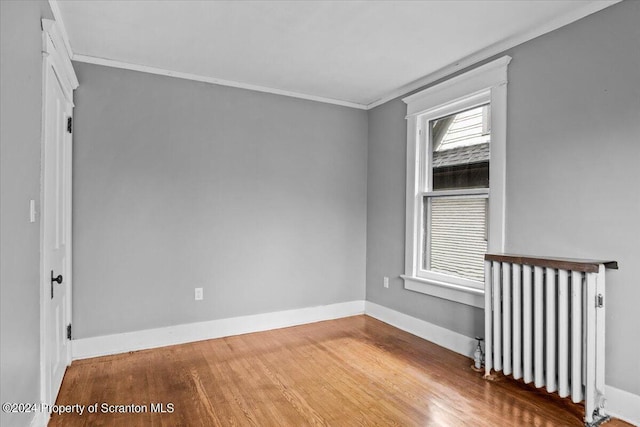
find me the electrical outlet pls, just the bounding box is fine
[383,276,389,288]
[194,287,203,301]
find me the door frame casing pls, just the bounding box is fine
[39,18,78,423]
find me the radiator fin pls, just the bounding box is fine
[485,258,609,425]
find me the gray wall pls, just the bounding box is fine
[72,63,368,338]
[366,0,640,396]
[3,3,636,421]
[366,99,485,339]
[0,1,53,426]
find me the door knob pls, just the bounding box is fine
[50,270,63,299]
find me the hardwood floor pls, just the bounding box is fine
[51,315,631,426]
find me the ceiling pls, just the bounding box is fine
[53,0,618,109]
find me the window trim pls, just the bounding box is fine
[402,56,511,308]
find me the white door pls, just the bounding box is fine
[41,27,74,407]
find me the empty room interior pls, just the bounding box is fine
[1,0,639,426]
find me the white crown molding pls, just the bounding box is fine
[72,300,365,359]
[42,19,79,91]
[71,54,369,110]
[51,0,618,111]
[365,0,622,110]
[47,0,73,59]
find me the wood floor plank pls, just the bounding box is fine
[50,315,632,426]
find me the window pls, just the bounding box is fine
[426,104,490,283]
[402,56,510,308]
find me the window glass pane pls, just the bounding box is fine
[424,196,487,282]
[431,105,490,190]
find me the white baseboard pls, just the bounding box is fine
[605,385,640,426]
[363,301,640,426]
[363,301,477,358]
[29,411,48,427]
[70,298,639,425]
[72,300,365,359]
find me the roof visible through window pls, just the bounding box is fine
[432,104,490,151]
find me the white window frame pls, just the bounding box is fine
[401,56,510,308]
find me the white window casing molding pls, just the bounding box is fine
[400,274,486,308]
[71,54,368,110]
[402,56,511,308]
[403,56,511,117]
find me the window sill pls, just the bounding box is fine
[401,275,484,308]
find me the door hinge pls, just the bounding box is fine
[67,324,72,340]
[596,294,604,308]
[67,117,72,134]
